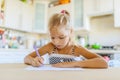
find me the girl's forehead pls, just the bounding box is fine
[50,27,70,36]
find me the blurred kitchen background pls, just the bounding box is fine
[0,0,120,67]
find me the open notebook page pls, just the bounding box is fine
[25,65,83,71]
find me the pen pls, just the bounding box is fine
[33,46,41,57]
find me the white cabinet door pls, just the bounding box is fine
[33,1,48,33]
[85,0,113,14]
[90,0,113,13]
[96,0,113,12]
[4,0,21,29]
[4,0,34,32]
[72,0,83,30]
[21,3,34,32]
[83,0,95,14]
[114,0,120,27]
[83,0,113,30]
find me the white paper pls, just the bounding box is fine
[25,65,83,71]
[42,53,49,64]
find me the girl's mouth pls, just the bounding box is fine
[56,45,62,48]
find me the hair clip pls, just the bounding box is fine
[61,10,65,14]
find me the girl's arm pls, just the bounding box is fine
[53,45,108,68]
[24,42,54,67]
[75,46,108,68]
[52,57,108,68]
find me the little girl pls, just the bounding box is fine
[24,10,108,68]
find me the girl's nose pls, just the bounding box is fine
[54,39,59,44]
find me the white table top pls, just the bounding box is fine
[0,63,120,80]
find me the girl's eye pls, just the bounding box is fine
[51,37,55,39]
[59,36,66,39]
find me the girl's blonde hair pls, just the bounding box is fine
[48,10,72,31]
[48,10,75,44]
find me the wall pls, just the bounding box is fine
[25,33,49,49]
[89,15,120,46]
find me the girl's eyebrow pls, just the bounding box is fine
[59,35,66,37]
[50,34,67,37]
[59,35,67,38]
[50,34,65,36]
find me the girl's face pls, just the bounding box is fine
[50,26,71,49]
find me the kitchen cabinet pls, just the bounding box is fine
[4,0,34,32]
[95,0,113,13]
[72,0,91,30]
[4,0,21,30]
[20,3,34,32]
[83,0,95,30]
[32,1,48,33]
[82,0,114,30]
[72,0,83,30]
[85,0,113,16]
[114,0,120,27]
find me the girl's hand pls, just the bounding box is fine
[52,62,76,68]
[31,57,44,67]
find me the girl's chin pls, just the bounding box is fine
[56,46,64,49]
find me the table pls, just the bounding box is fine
[0,63,120,80]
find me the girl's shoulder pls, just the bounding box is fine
[41,42,54,49]
[74,44,83,49]
[45,42,54,46]
[73,44,87,53]
[40,42,55,52]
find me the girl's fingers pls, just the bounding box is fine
[32,61,41,67]
[37,57,44,64]
[31,58,43,67]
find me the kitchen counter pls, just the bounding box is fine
[89,49,120,54]
[0,48,120,53]
[0,49,33,63]
[0,49,120,66]
[0,48,33,52]
[0,63,120,80]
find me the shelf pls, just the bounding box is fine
[89,49,120,54]
[88,10,113,18]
